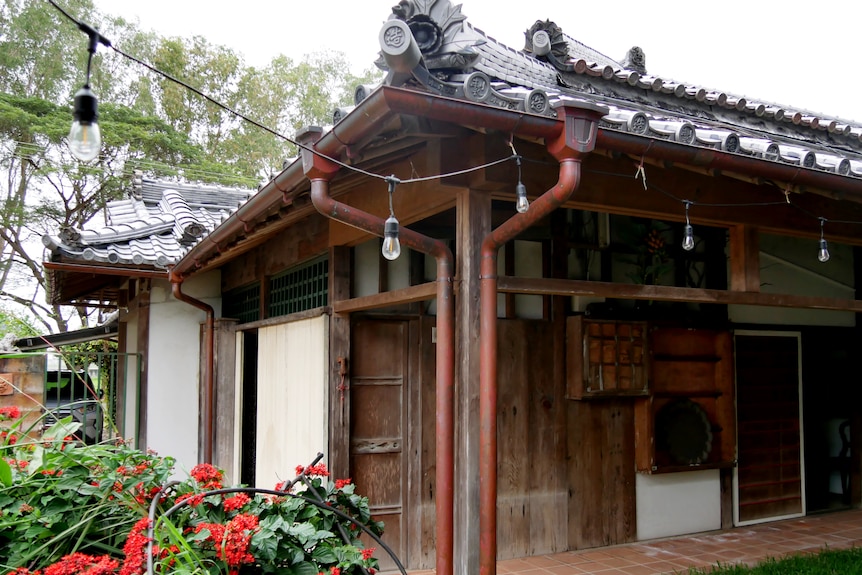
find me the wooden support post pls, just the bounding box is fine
[454,186,491,575]
[328,245,352,480]
[729,225,760,292]
[210,318,239,483]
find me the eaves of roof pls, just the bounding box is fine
[172,83,862,280]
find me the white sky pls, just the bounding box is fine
[93,0,860,121]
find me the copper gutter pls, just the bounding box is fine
[298,126,456,575]
[43,260,169,278]
[168,270,215,464]
[479,100,607,575]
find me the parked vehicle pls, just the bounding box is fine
[43,369,103,444]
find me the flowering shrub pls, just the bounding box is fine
[0,411,384,575]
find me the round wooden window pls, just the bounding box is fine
[655,398,713,465]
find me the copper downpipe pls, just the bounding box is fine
[300,135,456,575]
[169,271,215,464]
[479,101,606,575]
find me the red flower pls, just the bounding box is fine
[296,463,329,477]
[0,405,21,419]
[361,547,376,560]
[223,493,250,512]
[335,478,352,489]
[329,567,341,575]
[175,492,205,507]
[190,463,223,490]
[120,518,151,575]
[44,553,118,575]
[194,514,259,568]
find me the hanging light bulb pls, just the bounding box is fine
[682,201,695,251]
[818,218,830,263]
[68,86,101,162]
[67,23,109,162]
[514,155,529,213]
[382,176,402,261]
[515,182,529,214]
[382,215,401,260]
[682,224,695,251]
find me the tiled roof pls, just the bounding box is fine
[43,178,254,268]
[372,1,862,178]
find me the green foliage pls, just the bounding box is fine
[0,417,176,568]
[0,410,384,574]
[0,0,383,333]
[686,547,862,574]
[0,305,39,339]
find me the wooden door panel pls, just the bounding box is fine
[350,319,408,571]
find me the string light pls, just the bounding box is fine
[381,176,401,261]
[818,218,830,263]
[682,201,695,251]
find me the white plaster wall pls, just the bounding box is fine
[514,240,544,319]
[636,470,721,541]
[354,240,380,298]
[255,315,328,489]
[146,271,221,474]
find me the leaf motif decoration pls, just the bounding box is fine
[438,3,468,46]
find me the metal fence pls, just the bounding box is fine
[43,352,142,443]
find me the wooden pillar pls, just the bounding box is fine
[454,186,492,574]
[136,289,150,450]
[328,245,352,480]
[729,225,760,292]
[209,318,238,482]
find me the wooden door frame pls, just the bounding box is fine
[732,329,806,526]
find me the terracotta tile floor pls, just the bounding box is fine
[409,509,862,575]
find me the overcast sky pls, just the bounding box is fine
[92,0,860,122]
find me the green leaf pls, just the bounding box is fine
[289,561,319,575]
[311,544,338,564]
[0,458,11,487]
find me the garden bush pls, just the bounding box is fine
[0,406,384,575]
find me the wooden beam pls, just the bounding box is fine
[497,276,862,312]
[331,282,437,314]
[729,225,760,292]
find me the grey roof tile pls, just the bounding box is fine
[45,178,254,268]
[376,0,862,181]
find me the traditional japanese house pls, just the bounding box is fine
[44,2,862,573]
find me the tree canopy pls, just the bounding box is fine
[0,0,382,335]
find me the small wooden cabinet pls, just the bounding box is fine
[566,316,649,399]
[566,317,736,473]
[634,326,736,473]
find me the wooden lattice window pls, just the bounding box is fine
[566,316,649,399]
[269,257,329,318]
[223,282,261,324]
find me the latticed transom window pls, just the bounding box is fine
[269,257,329,317]
[223,282,261,324]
